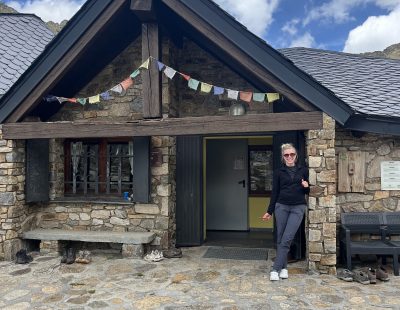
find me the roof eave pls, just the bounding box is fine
[344,114,400,136]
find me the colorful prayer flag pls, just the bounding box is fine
[100,91,112,100]
[164,66,177,79]
[188,78,200,90]
[200,82,213,93]
[56,97,68,104]
[157,61,165,71]
[227,89,239,100]
[110,84,123,94]
[130,69,140,78]
[180,73,191,81]
[139,58,150,69]
[252,93,265,102]
[213,86,224,95]
[266,93,280,103]
[77,98,86,105]
[44,95,58,102]
[240,91,252,102]
[88,94,100,104]
[67,98,77,103]
[121,77,133,90]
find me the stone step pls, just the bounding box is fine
[22,229,155,244]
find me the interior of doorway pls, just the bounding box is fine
[203,135,274,248]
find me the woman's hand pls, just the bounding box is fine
[301,179,309,188]
[262,212,272,221]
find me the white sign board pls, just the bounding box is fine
[381,161,400,190]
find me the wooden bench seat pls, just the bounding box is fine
[22,229,156,258]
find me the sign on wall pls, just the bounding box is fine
[381,161,400,190]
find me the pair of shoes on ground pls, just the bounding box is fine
[75,250,92,264]
[337,266,389,284]
[61,247,76,264]
[144,250,164,262]
[162,248,182,258]
[270,269,288,281]
[15,249,33,264]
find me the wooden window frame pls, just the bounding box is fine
[64,138,133,198]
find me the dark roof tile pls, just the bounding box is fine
[280,47,400,117]
[0,14,54,96]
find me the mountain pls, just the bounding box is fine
[0,1,66,34]
[361,43,400,60]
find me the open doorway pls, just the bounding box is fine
[204,136,274,248]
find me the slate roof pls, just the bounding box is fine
[0,14,54,97]
[280,47,400,117]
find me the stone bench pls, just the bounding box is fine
[22,229,156,258]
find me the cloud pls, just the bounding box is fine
[213,0,280,37]
[304,0,400,25]
[289,32,316,48]
[343,5,400,52]
[282,19,300,36]
[5,0,84,23]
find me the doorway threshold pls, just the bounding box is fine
[205,230,273,248]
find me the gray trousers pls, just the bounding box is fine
[272,203,306,272]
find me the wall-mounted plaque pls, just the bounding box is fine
[381,161,400,190]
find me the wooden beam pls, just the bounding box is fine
[5,0,126,123]
[131,0,156,21]
[3,112,323,139]
[142,22,162,118]
[162,0,316,112]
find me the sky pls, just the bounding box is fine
[4,0,400,53]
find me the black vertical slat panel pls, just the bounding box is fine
[176,136,203,246]
[272,131,306,260]
[26,139,49,203]
[132,136,150,203]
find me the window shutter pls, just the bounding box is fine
[26,139,49,202]
[132,136,150,203]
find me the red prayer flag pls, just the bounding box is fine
[121,77,133,90]
[67,98,77,103]
[180,73,191,81]
[240,91,252,102]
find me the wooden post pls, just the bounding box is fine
[142,23,161,118]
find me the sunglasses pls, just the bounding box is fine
[283,153,296,158]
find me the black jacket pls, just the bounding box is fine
[267,165,310,215]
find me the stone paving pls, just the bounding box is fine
[1,246,400,309]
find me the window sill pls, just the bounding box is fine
[51,197,134,205]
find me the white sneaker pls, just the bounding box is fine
[279,268,288,279]
[270,271,280,281]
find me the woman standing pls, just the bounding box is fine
[262,143,309,281]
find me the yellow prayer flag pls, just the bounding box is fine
[200,82,213,93]
[266,93,280,103]
[139,58,150,69]
[88,94,100,104]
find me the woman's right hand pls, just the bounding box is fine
[262,212,272,221]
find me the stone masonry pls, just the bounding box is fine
[336,128,400,214]
[306,113,337,274]
[0,127,26,260]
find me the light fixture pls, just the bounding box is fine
[229,102,246,116]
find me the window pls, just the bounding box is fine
[64,139,134,197]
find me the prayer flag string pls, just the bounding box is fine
[46,57,281,105]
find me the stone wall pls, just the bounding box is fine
[306,113,337,274]
[336,128,400,213]
[0,127,26,260]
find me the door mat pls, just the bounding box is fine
[202,246,268,261]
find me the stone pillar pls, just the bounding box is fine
[306,113,337,274]
[122,243,144,258]
[0,126,26,260]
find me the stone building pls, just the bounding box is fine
[1,0,400,275]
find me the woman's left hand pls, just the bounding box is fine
[301,179,309,188]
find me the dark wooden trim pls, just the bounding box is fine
[3,112,323,139]
[5,0,126,123]
[131,0,157,21]
[162,0,316,112]
[142,22,161,118]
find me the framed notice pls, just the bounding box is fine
[381,161,400,190]
[248,146,273,196]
